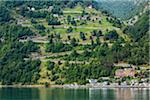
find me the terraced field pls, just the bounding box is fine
[16,4,133,84]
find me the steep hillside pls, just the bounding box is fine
[124,11,149,41]
[0,0,149,85]
[97,0,146,20]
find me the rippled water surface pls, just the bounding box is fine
[0,87,149,100]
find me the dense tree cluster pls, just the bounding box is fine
[0,24,34,39]
[51,5,63,15]
[0,23,40,85]
[0,39,40,85]
[104,30,119,40]
[63,62,114,84]
[0,5,12,22]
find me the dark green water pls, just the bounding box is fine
[0,88,149,100]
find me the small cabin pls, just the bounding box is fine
[88,79,97,84]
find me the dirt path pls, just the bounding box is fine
[40,59,89,64]
[32,50,84,59]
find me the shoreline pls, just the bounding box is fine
[0,84,149,89]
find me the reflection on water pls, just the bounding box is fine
[89,88,115,100]
[0,87,149,100]
[38,88,89,100]
[115,88,149,100]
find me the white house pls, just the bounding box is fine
[31,7,35,11]
[88,5,93,9]
[88,79,97,84]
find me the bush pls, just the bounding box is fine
[55,80,64,85]
[104,30,118,40]
[34,24,45,31]
[80,32,86,40]
[47,61,55,70]
[0,5,12,22]
[67,27,73,33]
[44,82,50,87]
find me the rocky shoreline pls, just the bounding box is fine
[0,84,149,89]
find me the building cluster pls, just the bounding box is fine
[115,68,135,77]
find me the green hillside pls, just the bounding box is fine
[98,0,146,20]
[0,1,149,85]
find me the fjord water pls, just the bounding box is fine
[0,88,149,100]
